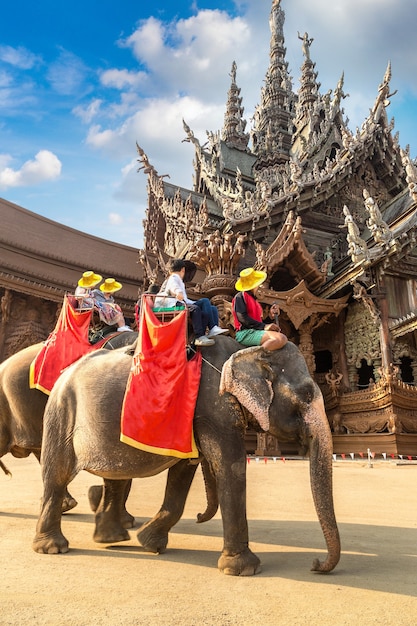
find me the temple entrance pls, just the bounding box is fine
[315,349,333,373]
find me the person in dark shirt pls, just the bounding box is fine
[232,267,287,351]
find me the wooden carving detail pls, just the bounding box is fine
[344,300,380,369]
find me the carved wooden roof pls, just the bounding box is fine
[0,197,141,315]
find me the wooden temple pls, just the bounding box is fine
[1,0,417,456]
[136,0,417,456]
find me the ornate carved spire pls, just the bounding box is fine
[251,0,293,169]
[294,31,320,123]
[221,61,249,151]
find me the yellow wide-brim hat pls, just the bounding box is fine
[235,267,267,292]
[78,270,102,288]
[100,278,122,293]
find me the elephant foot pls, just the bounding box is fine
[62,494,78,513]
[32,532,69,555]
[218,547,261,576]
[137,522,168,554]
[93,522,130,544]
[88,485,103,512]
[121,511,135,529]
[88,485,135,529]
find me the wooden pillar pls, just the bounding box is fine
[255,433,281,457]
[336,309,350,390]
[0,289,12,362]
[377,274,393,372]
[298,322,315,375]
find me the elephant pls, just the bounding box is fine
[32,335,341,576]
[0,332,137,512]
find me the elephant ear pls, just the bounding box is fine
[220,346,273,431]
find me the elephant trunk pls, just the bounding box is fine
[196,457,219,523]
[305,394,341,573]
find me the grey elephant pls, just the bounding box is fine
[33,336,340,575]
[0,333,137,512]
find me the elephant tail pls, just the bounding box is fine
[196,457,218,523]
[0,459,12,477]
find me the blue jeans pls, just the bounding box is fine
[187,303,207,338]
[193,298,217,329]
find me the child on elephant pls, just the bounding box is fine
[74,270,102,309]
[91,278,133,332]
[232,267,287,351]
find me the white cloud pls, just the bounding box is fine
[0,150,62,189]
[0,44,40,69]
[73,99,102,123]
[46,49,90,96]
[100,68,147,90]
[108,212,123,224]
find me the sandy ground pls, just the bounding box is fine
[1,454,417,626]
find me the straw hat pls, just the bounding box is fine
[235,267,267,292]
[78,271,102,288]
[100,278,122,294]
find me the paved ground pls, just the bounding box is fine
[1,454,417,625]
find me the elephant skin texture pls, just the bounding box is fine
[32,337,341,576]
[0,335,137,514]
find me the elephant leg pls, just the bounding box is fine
[93,479,133,542]
[197,413,261,576]
[88,480,134,529]
[137,460,198,554]
[307,396,341,573]
[32,450,78,513]
[32,480,69,554]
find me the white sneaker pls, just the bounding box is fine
[117,325,133,332]
[208,325,229,337]
[195,335,215,346]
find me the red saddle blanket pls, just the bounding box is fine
[120,296,202,458]
[29,295,109,395]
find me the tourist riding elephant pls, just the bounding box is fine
[0,333,137,513]
[32,336,340,575]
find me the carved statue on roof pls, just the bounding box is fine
[182,119,201,149]
[353,281,380,324]
[270,0,284,38]
[320,247,334,277]
[331,72,349,115]
[339,205,369,264]
[371,62,398,123]
[298,31,314,61]
[400,148,417,200]
[254,241,267,271]
[363,188,392,246]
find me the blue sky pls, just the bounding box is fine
[1,0,416,249]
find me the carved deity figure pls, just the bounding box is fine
[339,206,369,264]
[363,188,392,245]
[352,281,380,324]
[298,31,314,60]
[325,370,343,394]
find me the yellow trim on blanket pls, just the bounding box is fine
[29,360,51,396]
[120,432,199,459]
